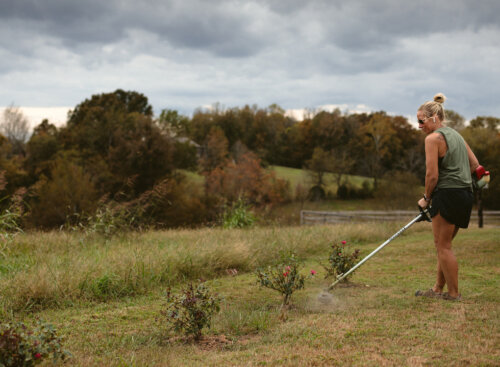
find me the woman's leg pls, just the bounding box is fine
[433,262,446,293]
[433,224,460,293]
[432,213,460,297]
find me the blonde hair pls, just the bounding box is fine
[418,93,446,122]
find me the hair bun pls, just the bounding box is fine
[433,93,446,103]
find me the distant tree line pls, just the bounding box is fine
[1,89,499,229]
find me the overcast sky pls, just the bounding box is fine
[1,0,499,128]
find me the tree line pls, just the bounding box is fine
[1,89,499,229]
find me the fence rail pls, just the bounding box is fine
[300,210,500,227]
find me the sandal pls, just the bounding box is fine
[440,292,461,301]
[415,288,442,298]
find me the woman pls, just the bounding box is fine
[415,93,480,301]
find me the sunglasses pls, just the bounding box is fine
[418,116,435,124]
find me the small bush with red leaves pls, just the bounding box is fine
[162,282,221,341]
[256,251,315,306]
[323,241,361,281]
[0,320,70,367]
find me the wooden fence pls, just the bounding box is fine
[300,210,500,227]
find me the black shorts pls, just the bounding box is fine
[429,188,474,228]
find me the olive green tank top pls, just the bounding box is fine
[435,127,472,190]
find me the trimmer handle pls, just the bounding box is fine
[474,165,491,190]
[417,205,432,222]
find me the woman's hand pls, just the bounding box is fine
[418,197,429,208]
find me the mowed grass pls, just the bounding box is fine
[1,224,499,366]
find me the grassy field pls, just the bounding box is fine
[269,165,373,195]
[181,165,375,197]
[1,223,499,366]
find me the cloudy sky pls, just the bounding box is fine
[1,0,499,128]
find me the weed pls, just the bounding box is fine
[0,206,23,258]
[0,209,22,234]
[85,207,133,237]
[162,282,221,341]
[222,198,256,229]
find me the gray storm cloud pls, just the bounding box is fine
[2,0,499,52]
[0,0,499,120]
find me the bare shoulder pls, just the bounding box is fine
[425,132,443,144]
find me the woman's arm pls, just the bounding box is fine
[464,141,480,173]
[418,133,440,208]
[424,133,440,199]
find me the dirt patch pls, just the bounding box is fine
[238,334,261,346]
[306,282,374,313]
[197,334,235,350]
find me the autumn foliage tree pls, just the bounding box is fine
[198,127,229,174]
[59,90,173,196]
[0,134,26,198]
[25,119,59,180]
[21,90,178,227]
[29,157,99,228]
[357,113,403,190]
[205,152,290,206]
[106,113,174,194]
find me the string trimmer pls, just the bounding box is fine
[327,206,431,290]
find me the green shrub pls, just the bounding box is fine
[162,282,221,341]
[0,319,70,367]
[222,198,256,229]
[256,251,315,306]
[90,273,123,299]
[85,206,131,237]
[323,240,360,282]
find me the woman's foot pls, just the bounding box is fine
[440,292,461,301]
[415,288,442,298]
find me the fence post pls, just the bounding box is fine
[478,190,483,228]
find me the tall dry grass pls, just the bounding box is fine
[0,222,427,315]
